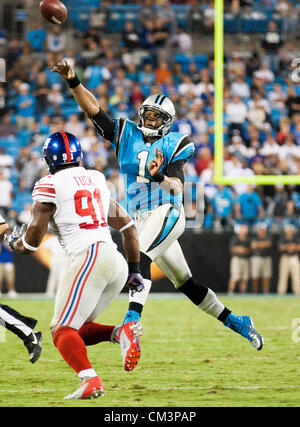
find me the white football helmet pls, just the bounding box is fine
[137,94,176,137]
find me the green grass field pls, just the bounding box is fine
[0,295,299,407]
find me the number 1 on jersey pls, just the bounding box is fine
[137,151,150,183]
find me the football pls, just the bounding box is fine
[39,0,67,25]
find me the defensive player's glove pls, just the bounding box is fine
[125,272,145,296]
[4,224,27,250]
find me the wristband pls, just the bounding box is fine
[128,262,140,274]
[21,234,39,252]
[66,73,81,89]
[119,220,134,232]
[152,172,165,183]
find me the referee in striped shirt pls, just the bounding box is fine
[0,214,42,363]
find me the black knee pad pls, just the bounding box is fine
[178,277,209,305]
[140,252,152,280]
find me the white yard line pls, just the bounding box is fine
[0,388,56,393]
[157,385,300,391]
[0,384,298,394]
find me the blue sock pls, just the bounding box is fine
[122,310,141,325]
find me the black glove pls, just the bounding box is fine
[4,224,26,250]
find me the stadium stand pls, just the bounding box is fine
[1,0,300,242]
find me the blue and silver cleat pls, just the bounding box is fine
[224,314,264,351]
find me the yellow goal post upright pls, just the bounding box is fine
[213,0,300,185]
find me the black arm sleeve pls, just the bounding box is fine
[165,159,185,184]
[165,135,194,184]
[90,109,116,142]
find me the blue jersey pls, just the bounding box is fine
[211,187,235,218]
[237,191,262,220]
[109,119,195,217]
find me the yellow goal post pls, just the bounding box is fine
[213,0,300,185]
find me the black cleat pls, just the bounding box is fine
[24,331,42,363]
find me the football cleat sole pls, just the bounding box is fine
[116,321,143,371]
[64,376,105,400]
[248,318,264,351]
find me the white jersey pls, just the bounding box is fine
[32,166,115,258]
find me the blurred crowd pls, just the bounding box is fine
[0,0,300,238]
